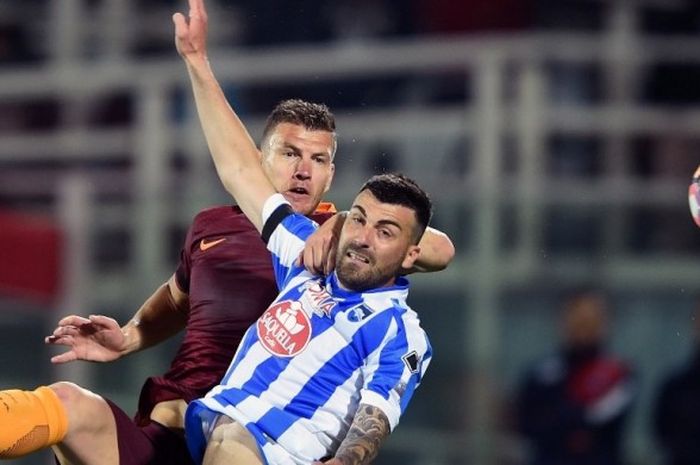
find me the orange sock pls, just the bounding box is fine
[0,386,68,458]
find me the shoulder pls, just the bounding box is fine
[309,211,336,226]
[192,205,246,224]
[190,205,256,234]
[366,298,428,344]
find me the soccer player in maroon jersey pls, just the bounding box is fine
[0,0,454,463]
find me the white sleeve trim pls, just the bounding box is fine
[262,193,290,226]
[360,390,400,431]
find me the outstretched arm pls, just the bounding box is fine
[46,275,188,363]
[173,0,274,231]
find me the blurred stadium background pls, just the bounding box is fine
[1,0,700,464]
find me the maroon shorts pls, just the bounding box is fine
[105,398,194,465]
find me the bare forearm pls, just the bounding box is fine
[411,227,455,273]
[121,279,188,355]
[186,64,258,187]
[185,61,275,230]
[333,404,390,465]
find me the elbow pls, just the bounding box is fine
[431,233,456,271]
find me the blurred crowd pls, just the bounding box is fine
[510,289,700,465]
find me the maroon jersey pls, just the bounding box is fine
[135,204,334,424]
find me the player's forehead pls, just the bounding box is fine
[267,123,335,157]
[350,190,416,230]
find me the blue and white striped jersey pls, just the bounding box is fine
[185,194,432,465]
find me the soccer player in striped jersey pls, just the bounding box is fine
[186,174,434,465]
[176,4,436,463]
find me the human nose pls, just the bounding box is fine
[293,158,311,180]
[352,224,372,247]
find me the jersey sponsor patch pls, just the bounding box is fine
[257,300,312,357]
[347,304,373,322]
[301,281,337,317]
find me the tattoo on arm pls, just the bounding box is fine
[334,404,390,465]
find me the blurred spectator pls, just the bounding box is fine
[514,289,637,465]
[652,302,700,465]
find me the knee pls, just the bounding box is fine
[48,382,110,434]
[48,382,89,409]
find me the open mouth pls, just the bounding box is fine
[346,250,371,264]
[288,187,309,195]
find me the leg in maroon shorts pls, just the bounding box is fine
[104,398,194,465]
[48,382,120,465]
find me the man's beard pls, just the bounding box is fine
[335,243,401,292]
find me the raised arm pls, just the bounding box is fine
[173,0,275,231]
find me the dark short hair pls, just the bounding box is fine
[359,173,433,242]
[261,99,337,153]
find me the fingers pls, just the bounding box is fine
[45,332,78,364]
[49,325,81,339]
[324,241,337,275]
[173,12,189,42]
[50,351,78,364]
[88,314,119,329]
[309,238,324,274]
[307,237,328,275]
[189,0,207,21]
[57,315,91,327]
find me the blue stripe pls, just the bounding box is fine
[256,406,305,440]
[270,215,317,288]
[184,401,218,465]
[275,311,395,425]
[221,327,259,385]
[399,373,420,413]
[239,355,293,395]
[367,314,408,397]
[214,387,252,407]
[422,335,433,370]
[355,310,396,359]
[244,422,271,465]
[284,341,363,419]
[239,312,335,395]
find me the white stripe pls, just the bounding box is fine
[362,317,399,387]
[262,193,289,225]
[274,421,328,462]
[259,321,356,405]
[268,222,306,269]
[219,344,272,389]
[275,273,314,301]
[586,382,634,423]
[362,289,408,311]
[302,371,363,452]
[360,390,401,430]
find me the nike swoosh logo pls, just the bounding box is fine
[200,238,226,251]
